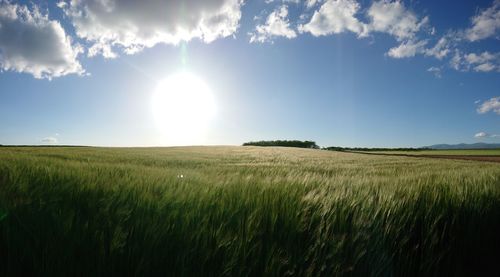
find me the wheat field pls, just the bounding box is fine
[0,146,499,276]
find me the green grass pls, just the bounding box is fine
[0,146,499,276]
[358,149,500,156]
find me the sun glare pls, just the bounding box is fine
[152,72,216,145]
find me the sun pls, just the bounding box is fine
[152,72,216,145]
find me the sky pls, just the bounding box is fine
[0,0,499,148]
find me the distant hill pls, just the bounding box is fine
[425,143,500,150]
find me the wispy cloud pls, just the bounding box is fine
[41,137,58,144]
[465,0,500,42]
[477,97,500,115]
[427,66,442,78]
[451,51,500,72]
[475,132,500,138]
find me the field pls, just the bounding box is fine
[0,146,499,276]
[352,149,500,163]
[358,149,500,156]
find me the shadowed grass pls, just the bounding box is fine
[0,146,499,276]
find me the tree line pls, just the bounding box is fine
[243,140,319,149]
[242,141,429,151]
[323,146,430,152]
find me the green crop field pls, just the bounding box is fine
[0,146,499,276]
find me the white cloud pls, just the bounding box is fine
[450,50,464,71]
[465,0,500,41]
[265,0,301,3]
[305,0,320,9]
[385,31,455,61]
[0,1,84,79]
[298,0,368,37]
[256,0,499,76]
[465,52,500,72]
[474,62,496,72]
[387,39,427,58]
[367,0,428,41]
[250,5,297,43]
[475,132,488,138]
[427,66,442,78]
[41,137,58,143]
[60,0,244,58]
[474,132,499,138]
[465,51,496,64]
[424,36,451,60]
[477,97,500,115]
[450,51,499,72]
[267,0,316,6]
[298,0,429,42]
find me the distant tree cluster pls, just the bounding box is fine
[243,140,319,149]
[323,146,430,152]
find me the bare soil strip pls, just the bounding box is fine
[349,151,500,163]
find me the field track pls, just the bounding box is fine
[350,151,500,163]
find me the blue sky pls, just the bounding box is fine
[0,0,499,147]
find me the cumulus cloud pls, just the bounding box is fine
[475,132,500,138]
[366,0,436,60]
[297,0,429,41]
[298,0,368,37]
[387,39,427,58]
[367,0,428,41]
[0,1,84,79]
[0,0,497,80]
[250,5,297,43]
[298,0,436,61]
[295,0,500,73]
[59,0,244,58]
[477,97,500,114]
[465,0,500,41]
